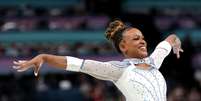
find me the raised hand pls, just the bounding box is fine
[172,36,184,59]
[165,34,184,59]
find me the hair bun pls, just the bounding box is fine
[105,20,126,41]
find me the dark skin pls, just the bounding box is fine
[119,28,183,69]
[119,28,148,59]
[13,28,183,75]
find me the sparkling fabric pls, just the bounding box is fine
[66,41,172,101]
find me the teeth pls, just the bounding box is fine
[140,47,146,50]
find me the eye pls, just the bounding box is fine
[133,36,140,40]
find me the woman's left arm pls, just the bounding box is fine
[150,34,183,69]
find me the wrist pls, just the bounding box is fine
[37,54,46,61]
[165,34,178,47]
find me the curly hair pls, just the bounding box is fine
[105,20,130,53]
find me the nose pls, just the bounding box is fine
[140,39,146,45]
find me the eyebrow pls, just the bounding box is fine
[133,33,144,38]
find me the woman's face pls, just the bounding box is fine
[119,28,148,59]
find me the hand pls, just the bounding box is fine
[13,55,44,76]
[172,37,184,59]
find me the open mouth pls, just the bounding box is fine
[139,46,146,51]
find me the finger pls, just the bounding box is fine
[17,69,26,72]
[33,64,39,76]
[36,62,42,76]
[12,66,21,69]
[33,66,38,76]
[177,51,180,59]
[180,49,184,52]
[19,61,35,69]
[13,61,27,69]
[177,54,180,59]
[13,61,21,65]
[14,60,27,67]
[13,61,24,69]
[34,62,42,77]
[18,60,27,63]
[17,67,29,72]
[17,64,34,72]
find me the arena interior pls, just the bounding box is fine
[0,0,201,101]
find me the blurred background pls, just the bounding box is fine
[0,0,201,101]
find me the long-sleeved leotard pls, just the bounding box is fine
[66,41,172,101]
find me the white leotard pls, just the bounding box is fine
[66,41,172,101]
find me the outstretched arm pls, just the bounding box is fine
[13,54,66,76]
[150,34,183,69]
[13,54,125,81]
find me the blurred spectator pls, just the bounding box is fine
[57,44,71,55]
[154,16,175,32]
[49,8,62,17]
[20,5,35,17]
[5,43,19,57]
[194,71,201,86]
[18,19,37,31]
[1,21,18,31]
[36,77,48,92]
[177,16,197,29]
[90,81,105,101]
[79,74,93,101]
[48,18,66,30]
[0,44,5,57]
[167,85,187,101]
[188,87,201,101]
[86,16,109,30]
[59,80,72,90]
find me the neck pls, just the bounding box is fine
[124,55,144,59]
[124,57,154,70]
[135,64,151,70]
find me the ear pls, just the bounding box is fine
[119,40,127,53]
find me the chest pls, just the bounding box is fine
[115,66,167,101]
[128,68,165,86]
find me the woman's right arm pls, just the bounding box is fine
[13,54,125,81]
[13,54,67,76]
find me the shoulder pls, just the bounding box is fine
[108,60,131,68]
[146,57,157,68]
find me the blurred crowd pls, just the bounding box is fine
[0,73,201,101]
[0,2,111,32]
[0,0,201,101]
[0,4,201,32]
[167,84,201,101]
[0,42,116,58]
[0,73,123,101]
